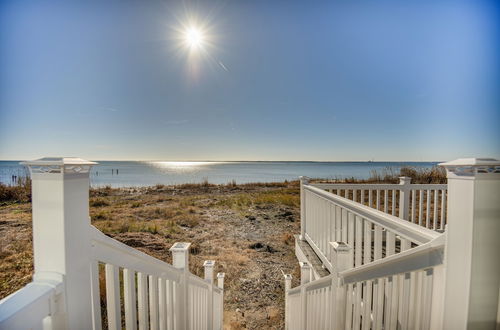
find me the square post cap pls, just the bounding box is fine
[169,242,191,252]
[330,241,351,253]
[21,157,97,175]
[299,261,310,269]
[217,272,225,279]
[399,176,412,184]
[439,158,500,177]
[203,260,215,267]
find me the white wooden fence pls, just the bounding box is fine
[0,157,225,330]
[307,177,448,231]
[287,158,500,329]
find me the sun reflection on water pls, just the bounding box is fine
[150,161,225,172]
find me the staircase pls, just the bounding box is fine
[285,159,500,329]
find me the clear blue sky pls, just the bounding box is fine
[1,0,498,161]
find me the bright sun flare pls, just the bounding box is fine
[184,27,204,49]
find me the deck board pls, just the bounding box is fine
[295,235,330,278]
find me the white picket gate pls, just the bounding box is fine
[287,158,500,329]
[0,158,225,330]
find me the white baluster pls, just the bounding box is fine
[105,264,121,330]
[138,272,149,330]
[418,190,424,226]
[149,275,159,330]
[411,190,416,223]
[426,190,431,228]
[158,277,167,330]
[124,268,137,330]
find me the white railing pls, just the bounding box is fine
[0,157,225,330]
[91,227,224,330]
[0,275,65,330]
[308,177,448,231]
[285,236,446,329]
[186,272,224,330]
[300,183,440,273]
[289,158,500,329]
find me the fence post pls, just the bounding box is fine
[439,158,500,329]
[283,274,292,330]
[330,242,353,329]
[22,157,97,329]
[398,176,411,220]
[299,262,311,329]
[204,260,215,283]
[217,272,225,290]
[299,176,310,240]
[217,273,225,330]
[204,260,215,330]
[170,242,191,330]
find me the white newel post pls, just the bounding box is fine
[330,242,353,330]
[170,242,191,330]
[299,262,311,329]
[204,260,215,330]
[204,260,215,283]
[283,274,292,330]
[217,273,225,290]
[299,262,311,285]
[440,158,500,330]
[22,157,97,329]
[216,272,225,330]
[398,176,411,220]
[299,176,310,240]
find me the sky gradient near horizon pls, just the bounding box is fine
[1,0,499,161]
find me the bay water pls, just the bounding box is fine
[0,160,440,187]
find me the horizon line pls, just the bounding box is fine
[0,158,444,163]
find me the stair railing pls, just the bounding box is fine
[305,176,448,230]
[0,157,225,330]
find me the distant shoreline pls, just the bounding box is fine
[1,160,442,187]
[0,160,443,163]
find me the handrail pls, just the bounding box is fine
[287,234,445,298]
[287,287,301,296]
[340,234,445,285]
[304,274,334,292]
[213,286,222,295]
[311,183,447,190]
[90,226,182,281]
[187,273,223,294]
[287,274,335,297]
[404,184,447,190]
[187,273,211,289]
[311,183,402,190]
[0,279,63,329]
[304,185,440,244]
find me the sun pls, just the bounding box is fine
[184,26,204,49]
